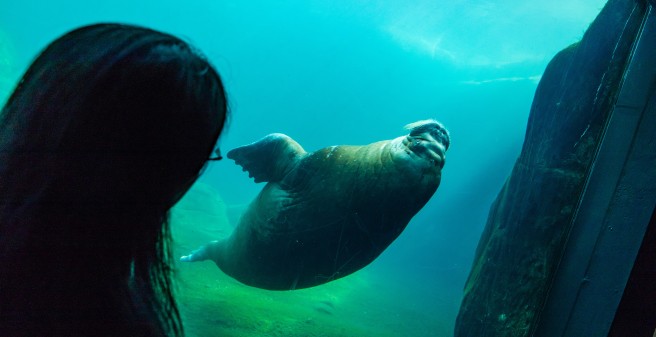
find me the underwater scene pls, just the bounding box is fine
[0,1,608,336]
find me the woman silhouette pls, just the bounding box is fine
[0,23,228,336]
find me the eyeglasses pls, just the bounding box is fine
[208,148,223,161]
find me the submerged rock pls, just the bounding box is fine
[171,181,233,252]
[454,0,648,336]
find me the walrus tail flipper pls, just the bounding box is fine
[180,240,221,262]
[227,133,306,183]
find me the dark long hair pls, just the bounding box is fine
[0,23,227,336]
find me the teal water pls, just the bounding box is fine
[0,1,606,336]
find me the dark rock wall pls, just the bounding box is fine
[454,0,647,336]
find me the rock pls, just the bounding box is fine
[170,181,233,253]
[454,0,648,336]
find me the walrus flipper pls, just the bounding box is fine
[227,133,306,183]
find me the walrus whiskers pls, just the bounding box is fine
[404,119,451,150]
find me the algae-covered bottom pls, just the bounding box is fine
[171,183,451,337]
[175,260,450,337]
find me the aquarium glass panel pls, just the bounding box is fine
[0,1,610,336]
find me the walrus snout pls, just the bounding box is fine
[405,119,451,151]
[403,119,449,169]
[408,137,446,168]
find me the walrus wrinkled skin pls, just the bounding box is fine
[181,119,450,290]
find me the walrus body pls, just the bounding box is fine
[182,120,450,290]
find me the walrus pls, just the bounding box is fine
[181,119,450,290]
